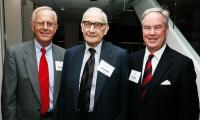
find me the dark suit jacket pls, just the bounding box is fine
[127,45,199,120]
[58,41,128,120]
[1,41,65,120]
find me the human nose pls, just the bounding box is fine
[149,28,155,34]
[43,22,48,30]
[89,25,95,32]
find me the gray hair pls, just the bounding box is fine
[82,7,108,24]
[32,6,57,23]
[141,7,169,27]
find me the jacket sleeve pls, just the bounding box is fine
[177,58,199,120]
[1,48,17,120]
[119,50,129,120]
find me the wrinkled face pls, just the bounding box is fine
[142,12,168,53]
[31,9,58,47]
[81,11,109,48]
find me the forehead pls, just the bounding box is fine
[142,12,165,26]
[83,11,104,23]
[35,9,55,21]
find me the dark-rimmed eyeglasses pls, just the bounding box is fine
[82,21,106,29]
[34,21,57,28]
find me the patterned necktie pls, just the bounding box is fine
[141,54,154,97]
[78,48,96,113]
[39,48,49,114]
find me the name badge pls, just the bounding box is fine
[129,70,141,83]
[97,60,115,77]
[55,61,63,71]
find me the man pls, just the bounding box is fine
[58,7,128,120]
[1,6,65,120]
[127,7,199,120]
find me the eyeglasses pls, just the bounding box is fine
[82,21,106,29]
[34,21,57,28]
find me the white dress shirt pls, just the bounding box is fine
[141,44,166,81]
[79,41,102,112]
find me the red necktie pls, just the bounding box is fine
[39,48,49,114]
[141,54,154,97]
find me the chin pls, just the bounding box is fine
[86,39,97,43]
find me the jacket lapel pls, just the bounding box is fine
[24,41,41,101]
[142,46,173,102]
[73,45,85,111]
[94,41,113,107]
[136,49,146,84]
[52,44,64,106]
[132,49,145,100]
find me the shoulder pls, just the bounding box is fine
[7,41,33,53]
[129,48,145,59]
[4,41,34,62]
[168,47,193,64]
[65,44,84,53]
[103,42,126,53]
[52,44,65,53]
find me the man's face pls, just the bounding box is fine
[31,9,58,47]
[81,11,109,48]
[142,12,168,53]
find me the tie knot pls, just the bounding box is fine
[41,48,46,54]
[88,48,96,56]
[148,54,154,60]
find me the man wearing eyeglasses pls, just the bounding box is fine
[1,6,65,120]
[58,7,128,120]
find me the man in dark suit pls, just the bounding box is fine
[1,6,65,120]
[58,7,128,120]
[127,7,199,120]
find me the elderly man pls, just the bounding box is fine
[58,7,128,120]
[127,7,199,120]
[2,6,65,120]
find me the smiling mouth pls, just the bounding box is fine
[41,32,50,35]
[147,39,157,43]
[87,34,97,37]
[148,38,157,40]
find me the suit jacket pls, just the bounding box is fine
[127,45,199,120]
[1,41,65,120]
[58,41,128,120]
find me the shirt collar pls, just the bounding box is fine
[34,39,52,53]
[145,44,166,60]
[85,41,102,54]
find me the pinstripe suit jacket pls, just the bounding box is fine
[127,45,199,120]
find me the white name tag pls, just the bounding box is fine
[129,70,141,83]
[55,61,63,71]
[97,60,115,77]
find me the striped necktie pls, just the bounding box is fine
[141,54,154,97]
